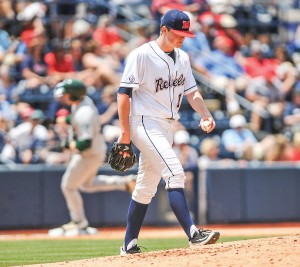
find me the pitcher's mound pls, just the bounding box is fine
[27,234,300,267]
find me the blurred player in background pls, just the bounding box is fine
[48,79,135,236]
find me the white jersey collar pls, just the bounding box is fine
[149,40,177,61]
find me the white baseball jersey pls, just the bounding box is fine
[120,40,198,120]
[119,40,199,204]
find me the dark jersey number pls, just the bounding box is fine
[176,93,182,108]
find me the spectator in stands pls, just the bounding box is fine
[0,64,17,104]
[0,0,15,32]
[215,13,246,53]
[90,14,131,75]
[273,45,298,101]
[1,36,28,84]
[92,15,123,51]
[44,38,75,82]
[68,38,100,88]
[220,114,273,161]
[46,38,89,122]
[19,36,55,89]
[173,129,198,170]
[197,12,217,49]
[207,0,236,15]
[264,134,293,162]
[1,109,48,164]
[69,39,85,72]
[239,40,277,85]
[241,41,295,133]
[71,18,93,42]
[198,136,224,168]
[14,102,34,125]
[45,108,72,165]
[0,90,15,123]
[192,35,247,114]
[16,1,47,47]
[81,39,122,88]
[126,21,155,50]
[97,85,119,127]
[181,11,211,59]
[245,72,286,134]
[0,18,29,91]
[256,33,274,58]
[282,81,300,136]
[0,21,12,65]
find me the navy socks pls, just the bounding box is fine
[124,188,194,249]
[124,199,148,250]
[167,188,194,239]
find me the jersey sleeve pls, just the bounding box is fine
[120,49,144,89]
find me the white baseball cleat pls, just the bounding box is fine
[120,245,142,256]
[120,238,142,256]
[48,220,98,237]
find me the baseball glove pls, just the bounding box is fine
[108,142,137,172]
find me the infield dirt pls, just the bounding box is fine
[2,223,300,267]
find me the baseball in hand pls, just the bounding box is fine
[201,120,211,132]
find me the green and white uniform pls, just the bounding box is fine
[61,96,129,226]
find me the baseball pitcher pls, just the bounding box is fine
[116,9,220,255]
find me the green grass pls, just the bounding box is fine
[0,236,265,267]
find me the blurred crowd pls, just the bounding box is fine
[0,0,300,165]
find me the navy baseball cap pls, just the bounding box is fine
[161,9,195,38]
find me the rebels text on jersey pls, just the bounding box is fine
[155,73,185,93]
[120,40,197,120]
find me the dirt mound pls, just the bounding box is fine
[26,234,300,267]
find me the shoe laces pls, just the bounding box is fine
[194,228,212,239]
[127,244,146,254]
[199,228,212,234]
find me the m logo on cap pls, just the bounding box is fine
[182,21,190,30]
